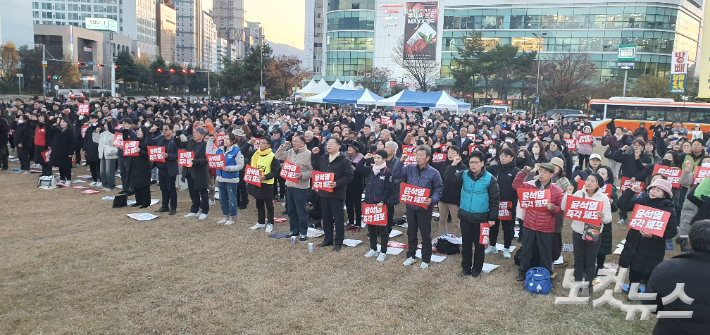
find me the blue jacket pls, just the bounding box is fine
[356,159,394,205]
[216,145,241,179]
[445,166,500,223]
[392,160,444,211]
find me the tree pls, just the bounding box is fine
[451,31,486,97]
[149,55,170,90]
[0,42,20,83]
[243,44,274,93]
[114,50,140,83]
[357,67,392,96]
[489,44,536,101]
[18,45,43,91]
[391,37,438,92]
[389,83,408,97]
[539,52,597,108]
[265,55,308,98]
[218,57,248,97]
[628,74,676,99]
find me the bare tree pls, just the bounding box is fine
[391,37,439,92]
[539,53,597,108]
[356,67,391,96]
[265,55,309,98]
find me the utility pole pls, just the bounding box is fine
[110,33,116,98]
[41,44,47,95]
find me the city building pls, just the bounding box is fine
[244,21,264,54]
[0,0,34,47]
[157,2,178,63]
[216,38,228,72]
[316,0,702,93]
[121,0,158,58]
[213,0,245,58]
[34,24,131,90]
[202,10,217,71]
[174,0,215,68]
[304,0,325,74]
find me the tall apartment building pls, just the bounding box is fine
[201,10,217,71]
[121,0,158,57]
[174,0,215,67]
[157,2,177,63]
[213,0,245,57]
[244,21,264,54]
[304,0,324,74]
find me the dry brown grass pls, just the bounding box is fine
[0,160,665,335]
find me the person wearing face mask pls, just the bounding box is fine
[485,148,520,258]
[275,133,314,241]
[357,150,395,262]
[617,178,678,292]
[84,114,102,186]
[530,140,548,165]
[13,114,33,173]
[613,138,651,225]
[546,140,565,169]
[515,148,534,169]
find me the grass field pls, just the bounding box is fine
[0,153,668,334]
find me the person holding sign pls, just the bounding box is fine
[679,138,707,211]
[512,162,564,282]
[612,138,651,226]
[445,151,500,277]
[126,127,153,208]
[594,166,619,275]
[393,145,444,269]
[93,118,119,190]
[177,127,211,220]
[245,136,279,232]
[618,178,678,288]
[486,148,520,258]
[31,113,53,176]
[146,123,180,215]
[561,174,612,297]
[357,150,394,262]
[274,133,313,241]
[213,133,245,225]
[311,137,354,251]
[118,118,138,196]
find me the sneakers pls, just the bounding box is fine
[459,270,472,277]
[420,262,429,269]
[95,182,102,187]
[184,212,199,218]
[485,246,498,254]
[265,224,273,233]
[376,253,386,262]
[364,249,378,258]
[403,257,417,266]
[250,223,266,230]
[502,248,511,259]
[89,182,98,187]
[198,214,208,220]
[580,287,590,297]
[65,180,71,186]
[209,200,216,206]
[617,219,625,226]
[225,220,234,225]
[217,217,228,224]
[299,234,307,242]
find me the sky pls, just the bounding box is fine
[244,0,305,50]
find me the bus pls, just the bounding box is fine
[587,97,710,139]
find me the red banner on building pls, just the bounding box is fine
[400,183,431,209]
[178,150,194,167]
[628,204,671,237]
[517,189,551,210]
[653,165,681,188]
[280,160,301,183]
[363,204,387,226]
[244,165,262,186]
[564,195,604,226]
[312,170,334,193]
[403,1,439,61]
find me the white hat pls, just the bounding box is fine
[590,153,602,161]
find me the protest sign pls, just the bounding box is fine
[312,171,334,192]
[244,165,262,186]
[400,183,430,209]
[628,204,671,237]
[178,150,194,167]
[147,146,165,162]
[363,204,387,226]
[564,195,604,226]
[280,160,301,183]
[517,189,551,210]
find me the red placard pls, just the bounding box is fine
[280,160,301,183]
[432,152,447,163]
[81,124,89,138]
[379,117,393,127]
[653,165,681,188]
[469,144,476,154]
[403,155,417,165]
[577,135,593,145]
[484,139,494,146]
[498,201,513,220]
[693,166,710,186]
[178,150,194,167]
[122,141,139,156]
[112,133,123,147]
[244,165,262,186]
[466,134,476,141]
[41,149,51,164]
[363,204,387,226]
[576,180,612,198]
[440,144,447,152]
[402,145,415,155]
[628,204,671,237]
[564,195,604,226]
[206,154,225,168]
[564,138,577,151]
[77,104,90,115]
[517,189,551,210]
[620,177,645,192]
[147,146,165,162]
[480,222,490,246]
[312,170,334,193]
[213,133,226,149]
[400,183,431,209]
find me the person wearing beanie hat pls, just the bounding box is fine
[356,149,394,262]
[575,124,597,170]
[562,170,612,297]
[617,176,678,289]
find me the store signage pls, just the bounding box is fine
[85,18,118,33]
[618,44,637,61]
[381,4,404,7]
[385,9,399,13]
[671,51,688,74]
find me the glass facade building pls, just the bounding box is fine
[441,2,702,81]
[325,0,375,77]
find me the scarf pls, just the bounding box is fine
[372,161,386,175]
[251,148,272,168]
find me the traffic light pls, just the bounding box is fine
[169,68,175,73]
[114,65,118,69]
[157,68,163,73]
[189,69,195,74]
[182,69,187,74]
[46,76,51,84]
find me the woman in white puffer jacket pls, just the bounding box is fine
[93,119,119,190]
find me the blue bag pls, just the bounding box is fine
[524,267,552,295]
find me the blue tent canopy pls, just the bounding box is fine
[304,88,384,105]
[377,90,471,109]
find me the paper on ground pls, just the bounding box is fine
[72,180,86,183]
[376,244,405,255]
[102,196,115,200]
[127,199,160,206]
[613,247,624,255]
[562,243,574,252]
[496,243,515,252]
[438,233,462,244]
[389,229,402,238]
[342,239,362,247]
[127,213,158,221]
[307,227,324,238]
[415,249,446,263]
[77,175,92,179]
[603,262,619,270]
[482,263,500,273]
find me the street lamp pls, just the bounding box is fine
[260,34,265,99]
[532,32,547,117]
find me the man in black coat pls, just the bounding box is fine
[178,126,210,219]
[148,123,179,215]
[311,137,354,251]
[486,148,520,257]
[643,220,710,335]
[84,114,102,185]
[118,119,138,196]
[0,114,9,170]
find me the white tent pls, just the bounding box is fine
[304,88,384,105]
[331,79,343,89]
[296,79,316,94]
[298,79,331,95]
[346,80,356,90]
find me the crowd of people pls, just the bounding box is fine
[1,95,708,332]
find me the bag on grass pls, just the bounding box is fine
[524,267,552,295]
[37,175,56,189]
[113,194,128,208]
[436,239,460,255]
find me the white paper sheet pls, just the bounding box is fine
[613,247,624,255]
[307,227,324,238]
[127,199,160,206]
[481,263,500,273]
[389,229,403,238]
[415,249,446,263]
[438,233,462,244]
[376,245,405,255]
[72,180,86,183]
[342,239,363,247]
[102,196,115,200]
[496,243,516,252]
[126,213,158,221]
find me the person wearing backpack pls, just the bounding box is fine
[357,150,394,262]
[444,150,500,277]
[561,173,612,297]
